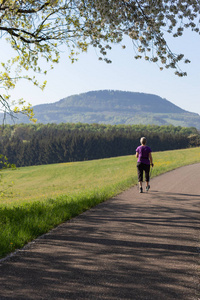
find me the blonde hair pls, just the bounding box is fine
[140,137,147,145]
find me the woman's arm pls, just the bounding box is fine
[136,152,139,158]
[149,152,153,166]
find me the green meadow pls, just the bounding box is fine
[0,147,200,259]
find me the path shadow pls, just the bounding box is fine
[0,188,199,300]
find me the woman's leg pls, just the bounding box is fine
[137,163,144,192]
[144,164,151,190]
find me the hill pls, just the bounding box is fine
[2,90,200,129]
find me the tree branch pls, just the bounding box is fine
[0,1,52,14]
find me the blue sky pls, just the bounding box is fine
[1,28,200,115]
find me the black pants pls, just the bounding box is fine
[137,162,150,182]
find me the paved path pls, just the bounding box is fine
[0,164,199,300]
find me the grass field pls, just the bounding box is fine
[0,147,200,259]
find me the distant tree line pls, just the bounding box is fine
[0,123,199,167]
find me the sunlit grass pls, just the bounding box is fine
[0,147,199,259]
[0,157,137,205]
[2,147,200,206]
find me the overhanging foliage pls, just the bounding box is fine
[0,0,199,118]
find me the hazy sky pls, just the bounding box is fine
[1,28,200,115]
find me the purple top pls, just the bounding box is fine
[136,145,152,165]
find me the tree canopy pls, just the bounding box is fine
[1,123,198,166]
[0,0,199,119]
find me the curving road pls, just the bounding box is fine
[0,163,199,300]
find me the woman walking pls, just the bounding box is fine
[136,137,153,193]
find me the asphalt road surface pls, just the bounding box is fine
[0,163,199,300]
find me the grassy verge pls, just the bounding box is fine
[0,147,200,259]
